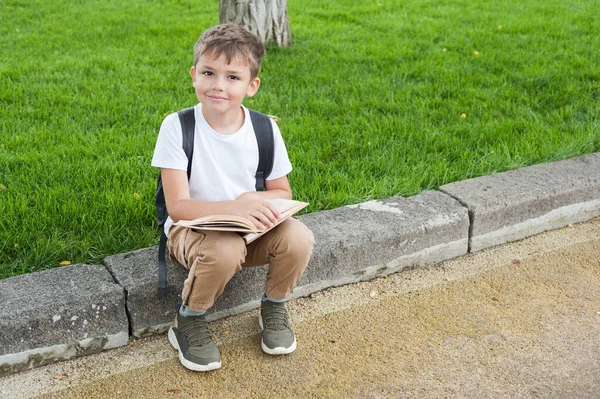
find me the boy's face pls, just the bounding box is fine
[191,52,260,117]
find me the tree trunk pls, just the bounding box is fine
[219,0,292,47]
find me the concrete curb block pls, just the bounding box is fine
[440,153,600,251]
[1,152,598,376]
[0,265,129,377]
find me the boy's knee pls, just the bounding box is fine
[275,219,314,254]
[296,223,315,253]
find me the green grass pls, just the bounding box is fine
[1,0,598,278]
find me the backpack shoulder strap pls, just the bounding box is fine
[178,107,196,179]
[248,109,274,191]
[157,107,196,297]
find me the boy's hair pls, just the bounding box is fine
[194,24,265,79]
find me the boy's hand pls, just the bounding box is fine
[233,197,280,230]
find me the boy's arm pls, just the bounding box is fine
[235,175,292,202]
[161,168,280,229]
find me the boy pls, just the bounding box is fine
[151,24,314,372]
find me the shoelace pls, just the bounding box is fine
[262,303,290,331]
[179,317,213,347]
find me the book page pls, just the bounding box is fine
[267,198,295,212]
[173,214,258,232]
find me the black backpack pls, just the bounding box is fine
[155,107,275,297]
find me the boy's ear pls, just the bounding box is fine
[246,77,260,97]
[190,66,196,82]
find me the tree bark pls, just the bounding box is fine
[219,0,292,47]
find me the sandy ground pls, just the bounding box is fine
[1,217,599,399]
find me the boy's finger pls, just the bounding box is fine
[262,208,278,224]
[262,202,280,220]
[253,218,267,230]
[251,210,273,230]
[258,210,276,226]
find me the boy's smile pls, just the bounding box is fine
[191,53,260,131]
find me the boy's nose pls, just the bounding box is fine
[213,78,226,91]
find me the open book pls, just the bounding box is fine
[173,199,309,244]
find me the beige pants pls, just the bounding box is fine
[167,218,314,312]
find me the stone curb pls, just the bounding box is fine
[1,153,598,377]
[440,152,600,251]
[0,265,129,377]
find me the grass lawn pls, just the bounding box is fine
[1,0,598,278]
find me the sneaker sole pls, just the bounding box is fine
[258,314,297,355]
[168,327,221,372]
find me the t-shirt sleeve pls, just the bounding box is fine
[151,113,188,171]
[268,118,293,180]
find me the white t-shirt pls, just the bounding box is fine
[151,104,293,235]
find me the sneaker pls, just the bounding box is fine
[168,312,221,371]
[259,300,297,355]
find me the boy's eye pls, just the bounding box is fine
[202,71,213,76]
[228,75,240,80]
